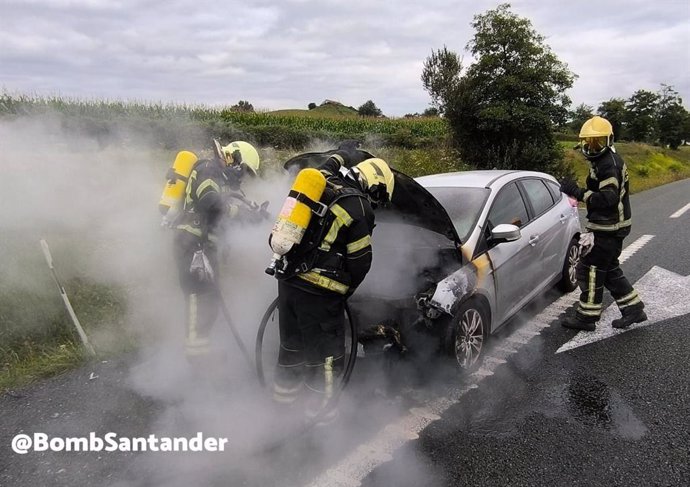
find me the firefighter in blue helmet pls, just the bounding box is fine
[173,140,267,361]
[560,116,647,331]
[272,152,395,425]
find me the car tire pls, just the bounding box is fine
[557,237,580,293]
[444,298,489,370]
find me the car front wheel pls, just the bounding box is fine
[445,299,489,370]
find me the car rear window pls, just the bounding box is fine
[545,180,562,203]
[424,187,489,242]
[521,179,556,216]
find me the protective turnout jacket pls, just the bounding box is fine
[582,148,632,237]
[282,157,375,296]
[176,159,245,241]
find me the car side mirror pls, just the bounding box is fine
[490,224,521,244]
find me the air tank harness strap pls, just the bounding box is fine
[166,167,189,184]
[288,190,328,217]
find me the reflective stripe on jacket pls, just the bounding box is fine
[582,149,632,236]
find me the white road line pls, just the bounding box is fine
[304,233,656,487]
[670,202,690,219]
[619,234,654,263]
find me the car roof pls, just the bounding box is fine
[416,170,556,189]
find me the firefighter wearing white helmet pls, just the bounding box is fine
[560,116,647,331]
[271,149,394,425]
[221,140,261,177]
[172,139,267,362]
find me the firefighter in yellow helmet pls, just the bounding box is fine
[172,140,267,361]
[271,149,394,425]
[560,116,646,331]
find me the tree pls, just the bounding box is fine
[358,100,383,117]
[567,104,594,134]
[231,100,254,112]
[656,84,686,149]
[422,106,440,117]
[421,46,462,115]
[625,90,658,142]
[423,4,575,173]
[308,102,317,110]
[597,98,627,141]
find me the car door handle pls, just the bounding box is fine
[559,214,567,224]
[528,235,540,246]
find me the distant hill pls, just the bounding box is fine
[269,100,359,118]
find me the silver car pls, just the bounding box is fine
[282,152,581,370]
[355,170,581,369]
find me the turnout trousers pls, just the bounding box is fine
[173,230,219,359]
[575,233,642,322]
[273,281,345,416]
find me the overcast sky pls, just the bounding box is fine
[1,0,688,116]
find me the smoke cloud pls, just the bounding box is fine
[1,113,459,486]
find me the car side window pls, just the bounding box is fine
[521,179,555,217]
[544,180,562,204]
[487,182,529,229]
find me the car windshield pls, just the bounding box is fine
[424,186,490,242]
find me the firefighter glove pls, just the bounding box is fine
[560,179,585,201]
[190,249,215,283]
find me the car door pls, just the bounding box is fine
[484,181,532,327]
[517,178,564,287]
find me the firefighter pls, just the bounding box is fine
[272,152,395,425]
[560,116,647,331]
[173,140,266,360]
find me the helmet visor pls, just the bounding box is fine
[581,136,609,157]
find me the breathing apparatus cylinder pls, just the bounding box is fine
[266,168,326,275]
[158,151,198,223]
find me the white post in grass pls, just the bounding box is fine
[40,239,96,357]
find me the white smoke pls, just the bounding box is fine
[1,113,451,486]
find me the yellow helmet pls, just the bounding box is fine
[354,158,395,204]
[579,116,613,159]
[221,141,261,175]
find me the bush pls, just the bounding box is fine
[636,166,650,177]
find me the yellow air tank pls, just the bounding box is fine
[266,168,327,274]
[158,150,198,221]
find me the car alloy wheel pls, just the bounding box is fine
[558,238,581,292]
[567,243,581,286]
[454,306,485,369]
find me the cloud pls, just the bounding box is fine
[1,0,688,115]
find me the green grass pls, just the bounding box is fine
[0,277,131,393]
[0,341,85,392]
[564,142,690,193]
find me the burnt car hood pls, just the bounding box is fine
[283,150,460,245]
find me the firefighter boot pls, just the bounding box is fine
[612,303,647,329]
[561,313,596,331]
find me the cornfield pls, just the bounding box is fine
[0,93,449,142]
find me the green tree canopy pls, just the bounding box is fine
[568,103,594,133]
[423,4,575,173]
[625,89,658,142]
[597,98,627,141]
[656,84,687,149]
[231,100,254,112]
[357,100,383,117]
[421,46,462,115]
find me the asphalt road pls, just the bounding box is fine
[360,177,690,487]
[1,178,689,487]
